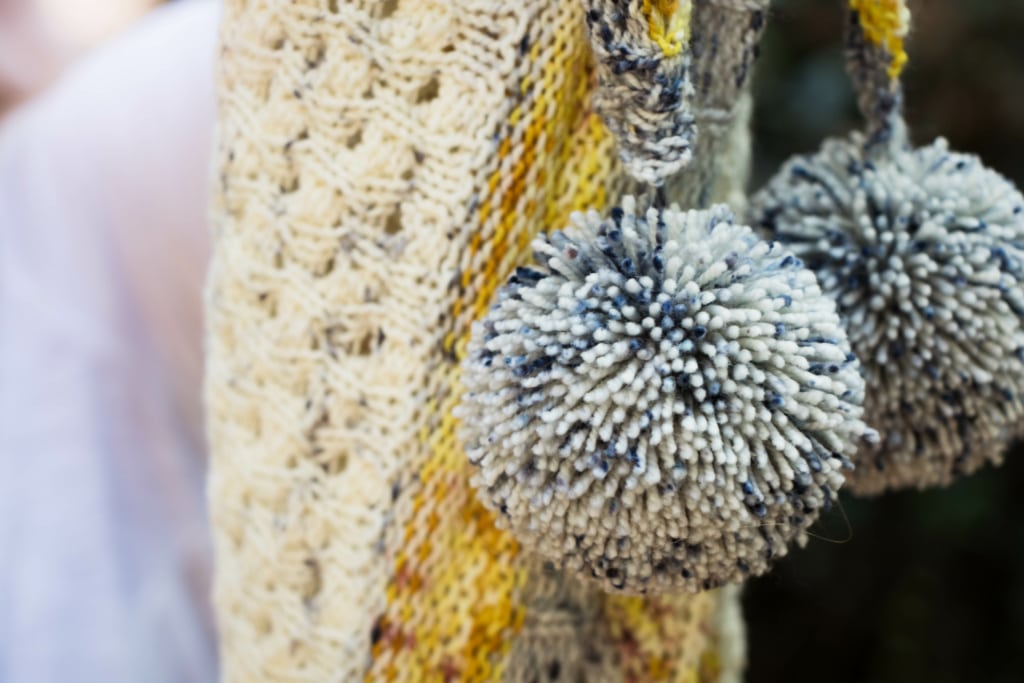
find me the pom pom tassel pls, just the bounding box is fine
[458,0,875,593]
[750,0,1024,494]
[458,199,872,593]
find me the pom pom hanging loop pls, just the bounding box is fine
[582,0,699,187]
[844,0,911,150]
[582,0,772,207]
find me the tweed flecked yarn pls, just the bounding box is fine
[460,198,871,593]
[842,0,909,148]
[582,0,697,186]
[750,0,1024,493]
[206,0,753,681]
[750,133,1024,493]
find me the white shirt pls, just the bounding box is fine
[0,2,219,680]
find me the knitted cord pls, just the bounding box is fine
[582,0,698,186]
[845,0,911,146]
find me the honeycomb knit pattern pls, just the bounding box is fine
[206,1,759,681]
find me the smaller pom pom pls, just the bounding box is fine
[458,197,871,594]
[751,134,1024,494]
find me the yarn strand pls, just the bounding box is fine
[844,0,911,148]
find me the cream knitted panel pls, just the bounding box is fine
[206,1,751,680]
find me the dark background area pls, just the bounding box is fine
[744,1,1024,681]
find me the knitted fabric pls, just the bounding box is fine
[583,0,696,185]
[206,1,755,680]
[843,0,909,144]
[848,0,908,81]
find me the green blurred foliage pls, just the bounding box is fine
[744,2,1024,681]
[751,0,1024,187]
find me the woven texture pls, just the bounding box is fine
[206,1,756,680]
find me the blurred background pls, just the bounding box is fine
[0,0,160,112]
[1,1,217,681]
[2,0,1023,682]
[746,2,1024,682]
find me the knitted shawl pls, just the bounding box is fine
[206,1,763,680]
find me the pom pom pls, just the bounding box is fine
[457,197,871,593]
[751,134,1024,493]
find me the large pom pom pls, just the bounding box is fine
[457,197,871,593]
[751,134,1024,494]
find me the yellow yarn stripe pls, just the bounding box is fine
[368,13,614,682]
[850,0,910,79]
[644,0,693,57]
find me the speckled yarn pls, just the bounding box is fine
[583,0,697,185]
[459,198,872,593]
[750,0,1024,493]
[751,134,1024,494]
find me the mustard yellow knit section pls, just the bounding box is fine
[366,8,612,681]
[850,0,910,79]
[643,0,694,57]
[602,593,719,683]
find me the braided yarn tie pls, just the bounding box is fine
[583,0,698,186]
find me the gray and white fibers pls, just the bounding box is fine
[751,134,1024,494]
[583,0,697,186]
[457,197,871,593]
